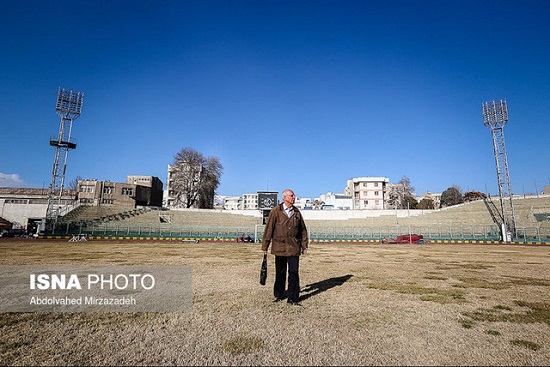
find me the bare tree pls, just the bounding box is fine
[171,147,223,209]
[386,186,400,209]
[463,191,487,202]
[398,176,415,196]
[387,176,416,209]
[197,156,223,209]
[67,176,83,192]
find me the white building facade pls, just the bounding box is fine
[242,193,258,210]
[223,196,242,210]
[294,197,312,210]
[318,192,352,210]
[344,177,389,210]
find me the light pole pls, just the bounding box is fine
[0,177,4,218]
[482,99,517,242]
[45,88,84,233]
[407,201,411,243]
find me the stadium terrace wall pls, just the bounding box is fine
[225,209,434,220]
[0,188,76,227]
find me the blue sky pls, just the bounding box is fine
[1,0,549,199]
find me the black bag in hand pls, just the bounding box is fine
[260,253,267,285]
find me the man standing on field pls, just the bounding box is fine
[262,189,308,306]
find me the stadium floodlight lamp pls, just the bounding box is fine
[482,100,508,128]
[56,88,84,118]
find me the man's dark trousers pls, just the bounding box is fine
[274,255,300,302]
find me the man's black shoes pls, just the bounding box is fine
[273,298,302,306]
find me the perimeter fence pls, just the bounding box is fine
[49,222,550,243]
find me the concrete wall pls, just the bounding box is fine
[225,208,434,220]
[1,202,47,226]
[0,188,77,227]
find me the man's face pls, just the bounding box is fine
[283,191,295,207]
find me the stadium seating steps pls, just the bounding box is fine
[61,196,550,230]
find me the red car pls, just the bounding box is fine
[383,234,425,244]
[236,235,255,243]
[396,234,424,244]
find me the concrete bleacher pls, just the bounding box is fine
[62,196,550,231]
[60,206,149,224]
[314,196,550,228]
[114,208,263,227]
[61,207,262,228]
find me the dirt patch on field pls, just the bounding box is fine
[1,239,549,366]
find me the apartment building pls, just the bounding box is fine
[223,196,242,210]
[242,193,258,210]
[78,176,163,207]
[127,175,164,207]
[344,177,389,210]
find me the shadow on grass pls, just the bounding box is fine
[299,274,353,302]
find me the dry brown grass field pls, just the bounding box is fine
[1,238,549,366]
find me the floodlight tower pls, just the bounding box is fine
[482,99,517,242]
[45,88,84,232]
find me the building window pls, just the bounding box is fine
[7,199,28,204]
[364,200,368,205]
[121,188,134,196]
[375,191,379,196]
[374,182,379,187]
[80,185,94,193]
[103,187,113,194]
[102,199,113,204]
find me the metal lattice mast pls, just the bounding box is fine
[45,88,84,231]
[482,99,517,241]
